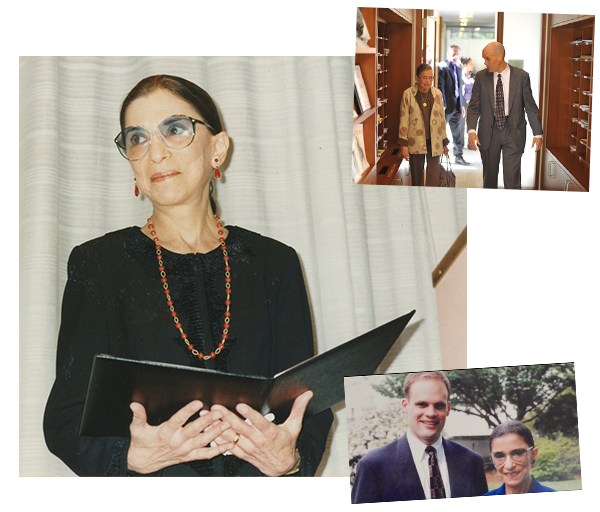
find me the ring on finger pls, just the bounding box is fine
[233,433,240,445]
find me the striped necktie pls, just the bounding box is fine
[425,446,446,499]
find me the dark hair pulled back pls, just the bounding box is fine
[416,63,433,78]
[119,74,223,134]
[489,420,535,450]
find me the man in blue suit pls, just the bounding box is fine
[438,45,470,166]
[351,371,488,503]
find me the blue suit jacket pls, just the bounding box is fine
[481,477,558,505]
[351,434,489,503]
[437,60,464,114]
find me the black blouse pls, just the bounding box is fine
[43,226,333,476]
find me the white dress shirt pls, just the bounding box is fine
[468,63,542,139]
[406,430,452,499]
[493,65,510,117]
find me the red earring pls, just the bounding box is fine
[214,158,221,179]
[134,178,140,197]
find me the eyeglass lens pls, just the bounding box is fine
[117,115,195,161]
[491,448,531,463]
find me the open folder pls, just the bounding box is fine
[80,310,415,437]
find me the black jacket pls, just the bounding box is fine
[44,226,333,476]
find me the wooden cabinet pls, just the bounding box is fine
[550,5,596,25]
[543,15,593,191]
[542,149,585,191]
[354,8,415,185]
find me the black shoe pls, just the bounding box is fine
[455,155,471,165]
[440,164,445,171]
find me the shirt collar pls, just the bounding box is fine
[406,429,445,462]
[495,64,509,81]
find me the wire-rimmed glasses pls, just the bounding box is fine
[114,115,214,161]
[490,447,534,465]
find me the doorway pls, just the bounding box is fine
[438,11,497,188]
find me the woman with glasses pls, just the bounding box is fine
[398,63,449,186]
[43,75,333,477]
[485,420,556,495]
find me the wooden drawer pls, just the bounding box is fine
[542,151,585,191]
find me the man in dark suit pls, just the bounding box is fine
[438,45,470,166]
[467,42,543,189]
[351,371,488,503]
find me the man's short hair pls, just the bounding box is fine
[403,371,452,400]
[449,45,461,51]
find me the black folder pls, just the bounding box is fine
[80,310,415,437]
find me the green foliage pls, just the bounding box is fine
[372,364,577,432]
[372,374,406,399]
[533,436,581,482]
[532,391,579,438]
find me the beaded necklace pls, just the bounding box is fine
[148,215,231,361]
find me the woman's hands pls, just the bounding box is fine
[211,390,313,476]
[400,146,410,161]
[127,400,234,474]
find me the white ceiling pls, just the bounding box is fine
[438,10,496,28]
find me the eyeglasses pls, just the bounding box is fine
[114,115,214,161]
[490,447,534,465]
[418,76,435,81]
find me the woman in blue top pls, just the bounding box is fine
[485,420,556,495]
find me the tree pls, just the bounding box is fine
[531,391,579,438]
[373,363,576,430]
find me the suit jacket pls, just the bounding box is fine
[398,84,448,157]
[351,434,489,503]
[466,65,543,153]
[481,477,558,505]
[437,60,464,114]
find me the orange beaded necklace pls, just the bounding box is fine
[148,215,232,360]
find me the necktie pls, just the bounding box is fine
[452,63,459,98]
[425,446,446,499]
[495,74,506,130]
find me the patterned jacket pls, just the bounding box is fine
[398,84,448,157]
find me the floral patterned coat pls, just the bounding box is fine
[398,84,448,157]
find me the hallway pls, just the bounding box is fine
[449,146,483,189]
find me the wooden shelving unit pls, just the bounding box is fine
[376,21,390,162]
[544,15,594,191]
[354,8,415,185]
[568,25,593,167]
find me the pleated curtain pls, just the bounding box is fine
[19,56,466,476]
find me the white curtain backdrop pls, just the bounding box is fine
[19,56,467,477]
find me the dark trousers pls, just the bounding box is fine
[461,100,470,148]
[409,140,440,187]
[480,122,522,189]
[445,104,463,157]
